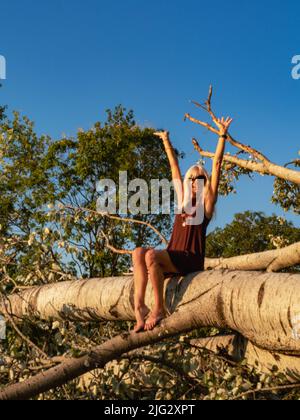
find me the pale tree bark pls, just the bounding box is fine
[2,269,300,354]
[1,269,300,399]
[1,269,300,398]
[205,241,300,272]
[191,335,300,382]
[191,137,300,184]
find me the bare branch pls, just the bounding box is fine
[1,295,49,360]
[205,240,300,272]
[187,87,300,184]
[226,133,271,163]
[59,204,168,245]
[193,138,269,175]
[184,113,219,135]
[233,383,300,400]
[99,230,133,255]
[0,310,194,400]
[192,138,300,184]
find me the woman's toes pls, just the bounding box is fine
[134,323,145,333]
[133,305,151,333]
[145,313,165,331]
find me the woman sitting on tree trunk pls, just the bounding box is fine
[133,116,233,333]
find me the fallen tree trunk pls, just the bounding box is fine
[1,269,300,354]
[205,241,300,272]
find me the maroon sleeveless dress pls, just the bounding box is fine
[166,210,211,275]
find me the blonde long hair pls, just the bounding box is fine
[181,164,216,221]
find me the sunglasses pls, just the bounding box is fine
[188,175,207,183]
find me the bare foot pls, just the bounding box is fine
[144,311,165,331]
[133,305,150,333]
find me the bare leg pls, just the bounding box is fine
[144,250,178,331]
[132,248,151,333]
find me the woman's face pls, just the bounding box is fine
[187,168,206,197]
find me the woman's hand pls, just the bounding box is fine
[214,116,233,136]
[153,130,170,142]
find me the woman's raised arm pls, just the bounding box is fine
[153,131,183,203]
[205,117,233,217]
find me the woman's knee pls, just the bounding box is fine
[145,249,159,270]
[132,247,148,264]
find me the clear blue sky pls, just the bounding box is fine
[1,0,299,230]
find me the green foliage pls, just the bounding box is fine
[0,105,183,285]
[206,211,300,272]
[42,105,182,278]
[2,322,299,400]
[1,100,300,400]
[0,110,59,289]
[272,155,300,214]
